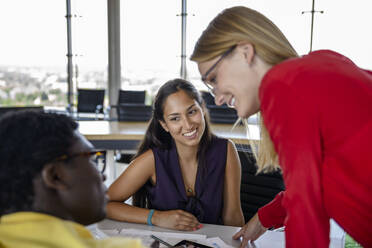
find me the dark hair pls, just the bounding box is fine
[132,78,213,207]
[0,111,78,215]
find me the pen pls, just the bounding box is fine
[150,234,174,247]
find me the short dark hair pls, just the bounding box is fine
[0,110,78,215]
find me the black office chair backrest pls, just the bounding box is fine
[201,91,215,106]
[117,103,152,122]
[238,145,285,222]
[77,89,105,113]
[119,90,146,104]
[0,106,44,118]
[207,105,239,124]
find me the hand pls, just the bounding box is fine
[232,213,267,248]
[152,209,201,231]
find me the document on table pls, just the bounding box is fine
[97,227,235,248]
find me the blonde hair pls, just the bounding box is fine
[191,6,298,173]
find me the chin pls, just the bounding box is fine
[237,109,250,119]
[87,210,106,225]
[237,105,258,119]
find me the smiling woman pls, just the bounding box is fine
[191,6,372,248]
[106,78,245,230]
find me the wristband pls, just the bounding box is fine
[147,209,155,226]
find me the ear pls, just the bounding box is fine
[159,120,169,132]
[41,163,69,191]
[237,42,255,66]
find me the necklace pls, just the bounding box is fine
[187,188,193,193]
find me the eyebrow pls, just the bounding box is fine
[201,45,237,82]
[167,104,196,117]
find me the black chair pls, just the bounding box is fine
[116,103,152,122]
[201,91,215,106]
[0,106,44,118]
[119,90,146,104]
[109,90,147,121]
[201,91,239,124]
[76,89,105,120]
[115,102,152,165]
[207,105,239,124]
[238,145,285,222]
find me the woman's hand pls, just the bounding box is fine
[152,209,202,231]
[232,213,267,247]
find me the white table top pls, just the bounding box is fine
[96,219,345,248]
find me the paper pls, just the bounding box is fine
[118,228,207,247]
[99,227,233,248]
[206,237,235,248]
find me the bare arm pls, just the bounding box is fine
[106,150,200,230]
[222,140,245,227]
[106,149,156,224]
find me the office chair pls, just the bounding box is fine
[201,91,215,106]
[114,90,149,166]
[76,89,105,120]
[238,145,285,222]
[201,91,239,124]
[119,90,146,104]
[116,103,152,122]
[207,105,239,124]
[109,90,147,121]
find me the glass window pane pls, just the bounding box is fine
[120,0,180,102]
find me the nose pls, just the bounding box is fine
[182,116,193,130]
[214,93,225,106]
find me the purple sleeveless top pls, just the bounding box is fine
[145,136,227,224]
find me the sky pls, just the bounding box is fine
[0,0,371,78]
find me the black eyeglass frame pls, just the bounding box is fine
[201,45,237,96]
[53,150,107,174]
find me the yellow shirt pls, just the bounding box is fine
[0,212,144,248]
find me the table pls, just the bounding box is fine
[96,219,345,248]
[79,120,258,148]
[79,121,259,180]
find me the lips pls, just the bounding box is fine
[183,129,197,137]
[227,97,236,108]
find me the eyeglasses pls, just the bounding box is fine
[201,45,237,97]
[54,150,107,174]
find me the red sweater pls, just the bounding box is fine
[257,50,372,248]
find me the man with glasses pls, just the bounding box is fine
[0,111,144,248]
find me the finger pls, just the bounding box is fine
[175,223,195,231]
[175,218,200,229]
[177,210,200,222]
[240,236,250,248]
[233,228,244,240]
[175,214,200,227]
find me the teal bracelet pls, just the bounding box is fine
[147,209,155,226]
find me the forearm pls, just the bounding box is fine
[258,191,286,229]
[223,212,245,227]
[106,201,152,224]
[223,206,245,227]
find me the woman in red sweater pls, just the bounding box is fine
[190,6,372,248]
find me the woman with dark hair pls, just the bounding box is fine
[107,79,244,230]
